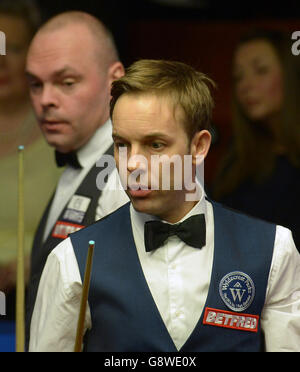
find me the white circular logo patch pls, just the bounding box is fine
[219,271,255,312]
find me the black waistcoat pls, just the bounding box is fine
[25,145,114,347]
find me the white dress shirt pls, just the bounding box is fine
[29,196,300,352]
[43,119,128,241]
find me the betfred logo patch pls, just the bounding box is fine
[203,307,259,333]
[52,221,85,239]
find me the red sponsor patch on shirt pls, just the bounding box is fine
[203,307,259,333]
[52,221,85,239]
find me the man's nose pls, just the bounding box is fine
[40,85,59,109]
[127,145,148,173]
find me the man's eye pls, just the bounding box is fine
[28,81,42,91]
[151,142,164,149]
[62,79,76,86]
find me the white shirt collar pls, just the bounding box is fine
[130,184,207,239]
[77,119,113,168]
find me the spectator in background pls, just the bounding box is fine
[25,10,129,347]
[0,0,61,319]
[211,29,300,250]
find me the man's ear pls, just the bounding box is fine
[190,130,211,165]
[108,61,125,83]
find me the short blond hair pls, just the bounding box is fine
[110,59,215,139]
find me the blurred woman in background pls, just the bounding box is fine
[212,29,300,250]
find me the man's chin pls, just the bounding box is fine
[129,195,152,213]
[129,194,163,218]
[42,134,74,153]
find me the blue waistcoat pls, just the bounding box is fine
[71,201,275,352]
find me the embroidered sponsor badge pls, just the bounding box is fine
[52,221,85,239]
[63,195,91,224]
[219,271,255,312]
[203,307,259,333]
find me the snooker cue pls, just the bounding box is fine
[74,240,95,352]
[16,145,25,352]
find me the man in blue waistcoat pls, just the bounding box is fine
[29,60,300,352]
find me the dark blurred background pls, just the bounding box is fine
[35,0,300,184]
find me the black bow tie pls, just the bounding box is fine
[144,214,206,253]
[55,151,82,169]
